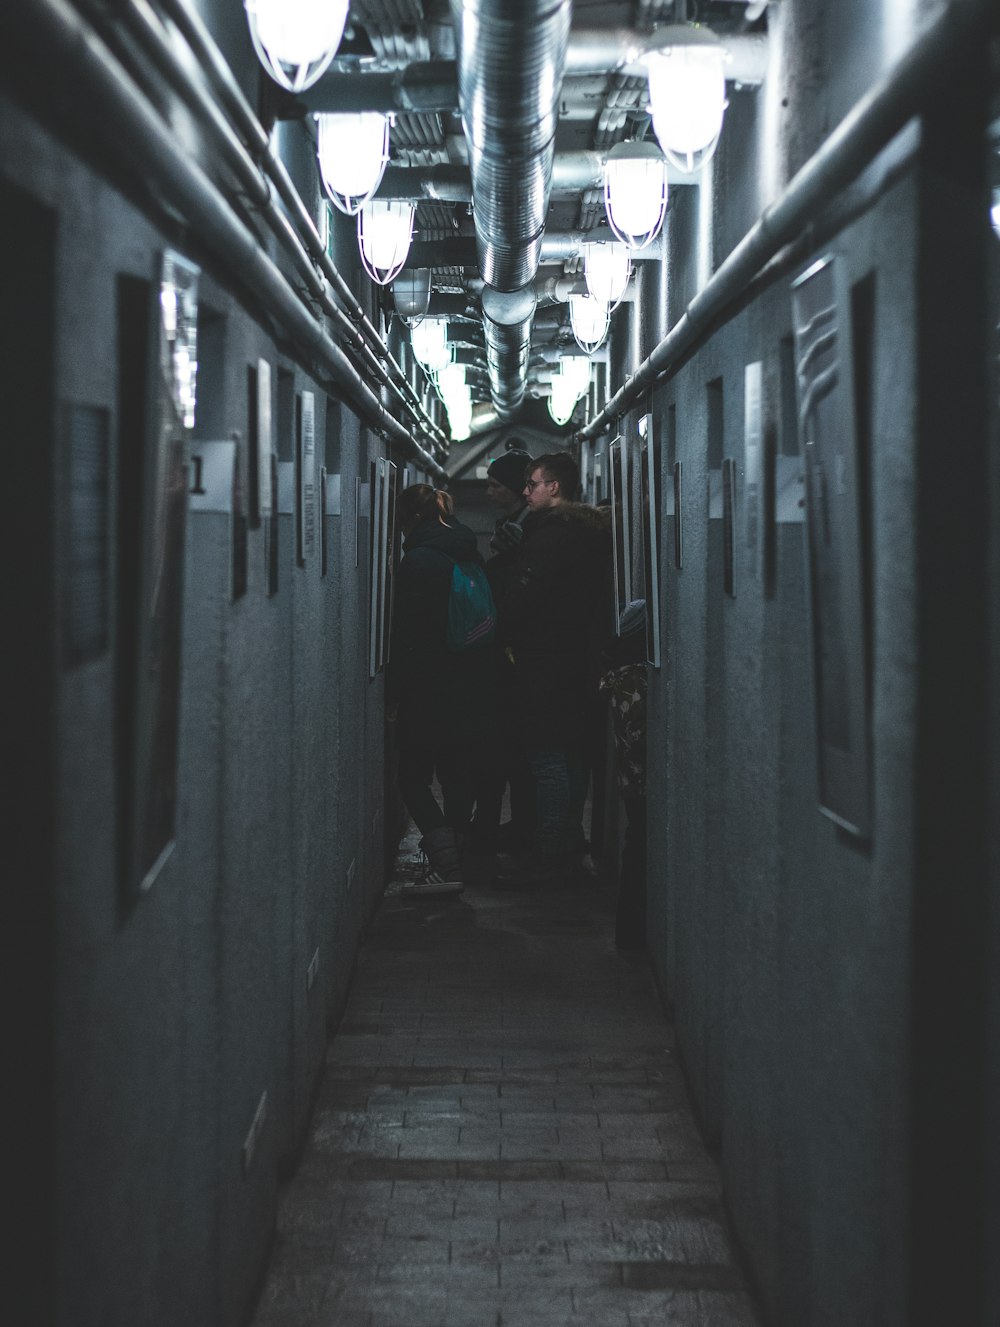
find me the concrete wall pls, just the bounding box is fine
[0,53,394,1323]
[629,4,996,1324]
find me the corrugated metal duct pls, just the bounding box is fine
[455,0,571,417]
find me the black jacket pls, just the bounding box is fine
[388,516,500,751]
[485,502,530,611]
[499,502,613,747]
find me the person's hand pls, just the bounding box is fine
[492,519,524,553]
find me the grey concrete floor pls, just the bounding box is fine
[250,832,762,1327]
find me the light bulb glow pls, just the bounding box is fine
[603,146,668,251]
[559,355,592,399]
[410,318,451,371]
[317,113,391,215]
[358,201,414,286]
[569,294,610,354]
[446,385,473,439]
[436,362,468,403]
[583,241,632,308]
[245,0,348,92]
[548,376,577,426]
[646,44,727,174]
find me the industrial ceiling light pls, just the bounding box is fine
[358,200,414,286]
[245,0,348,93]
[410,317,451,372]
[445,383,473,440]
[317,112,391,215]
[644,27,728,174]
[583,241,632,309]
[603,141,668,251]
[435,362,467,404]
[548,374,578,426]
[559,355,593,400]
[569,293,610,354]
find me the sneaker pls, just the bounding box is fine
[401,871,464,898]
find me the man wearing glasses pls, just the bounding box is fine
[495,453,612,889]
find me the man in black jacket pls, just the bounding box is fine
[495,452,613,888]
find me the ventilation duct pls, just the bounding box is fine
[456,0,571,292]
[481,284,536,420]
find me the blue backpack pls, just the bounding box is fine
[444,556,496,652]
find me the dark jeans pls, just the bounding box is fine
[398,745,497,838]
[526,747,587,863]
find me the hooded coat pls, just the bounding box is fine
[499,502,613,748]
[387,515,500,751]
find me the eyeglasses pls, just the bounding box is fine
[524,477,554,491]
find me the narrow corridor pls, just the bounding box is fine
[251,835,762,1327]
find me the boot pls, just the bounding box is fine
[401,826,465,897]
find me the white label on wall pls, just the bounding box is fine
[257,359,273,517]
[744,360,763,574]
[299,390,316,563]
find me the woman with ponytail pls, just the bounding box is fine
[387,484,500,895]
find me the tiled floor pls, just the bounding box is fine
[251,833,762,1327]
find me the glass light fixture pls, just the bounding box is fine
[445,383,473,440]
[559,355,593,400]
[569,293,610,354]
[603,141,668,251]
[245,0,348,93]
[548,374,578,426]
[358,200,415,286]
[435,361,467,403]
[410,318,451,372]
[583,241,632,309]
[317,112,391,215]
[645,33,728,174]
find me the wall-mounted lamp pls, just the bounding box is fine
[245,0,348,93]
[583,242,632,309]
[644,27,728,174]
[317,112,391,215]
[569,293,610,354]
[358,200,414,286]
[603,141,668,251]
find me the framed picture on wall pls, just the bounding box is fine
[673,460,684,569]
[638,413,661,667]
[367,457,399,677]
[121,249,198,901]
[791,252,871,838]
[608,433,630,631]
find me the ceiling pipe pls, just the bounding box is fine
[456,0,572,418]
[408,228,664,269]
[377,150,691,200]
[481,284,537,419]
[297,30,768,116]
[302,60,459,113]
[565,29,769,82]
[457,0,572,292]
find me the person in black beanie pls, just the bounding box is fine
[485,444,533,595]
[471,444,537,855]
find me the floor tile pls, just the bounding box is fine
[248,831,761,1327]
